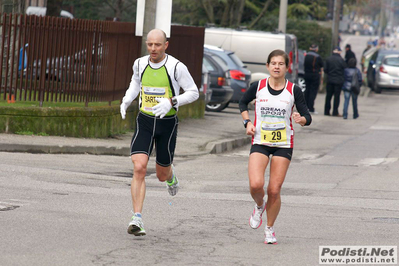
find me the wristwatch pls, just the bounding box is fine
[171,97,178,107]
[243,119,251,128]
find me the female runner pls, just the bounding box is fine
[239,49,312,244]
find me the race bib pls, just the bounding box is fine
[141,86,169,113]
[260,121,287,144]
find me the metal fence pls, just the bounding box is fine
[0,13,204,106]
[0,13,141,106]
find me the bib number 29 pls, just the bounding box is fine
[271,131,282,141]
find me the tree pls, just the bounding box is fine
[248,0,275,29]
[287,3,310,19]
[63,0,104,20]
[62,0,136,21]
[46,0,63,17]
[173,0,279,28]
[103,0,135,20]
[220,0,246,28]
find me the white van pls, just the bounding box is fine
[26,6,74,19]
[204,27,298,84]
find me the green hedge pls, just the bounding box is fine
[0,93,205,138]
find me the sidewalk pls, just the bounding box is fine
[0,105,251,157]
[0,87,372,157]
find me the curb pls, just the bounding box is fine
[0,143,131,156]
[206,136,252,154]
[0,136,251,157]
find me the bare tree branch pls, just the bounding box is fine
[221,0,231,27]
[201,0,215,23]
[233,0,246,27]
[104,0,117,12]
[249,0,274,29]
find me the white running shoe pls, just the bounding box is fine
[127,215,146,236]
[264,226,277,244]
[166,165,179,196]
[249,200,266,229]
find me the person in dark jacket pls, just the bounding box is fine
[304,44,323,114]
[342,58,361,119]
[344,44,356,64]
[324,47,346,116]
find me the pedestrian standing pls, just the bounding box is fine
[342,58,361,119]
[344,44,356,64]
[239,49,312,244]
[120,29,199,236]
[304,44,323,114]
[324,47,346,117]
[361,42,372,72]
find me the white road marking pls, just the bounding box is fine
[357,158,398,166]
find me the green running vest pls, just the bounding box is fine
[140,65,176,116]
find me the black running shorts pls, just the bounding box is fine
[130,112,178,166]
[250,144,293,161]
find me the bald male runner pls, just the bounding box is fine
[120,29,199,236]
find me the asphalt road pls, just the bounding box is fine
[1,80,399,266]
[2,33,399,266]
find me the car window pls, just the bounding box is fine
[376,51,399,65]
[228,53,244,68]
[203,57,215,72]
[211,55,229,71]
[376,54,385,65]
[384,57,399,66]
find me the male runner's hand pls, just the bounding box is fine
[120,102,129,120]
[153,98,172,119]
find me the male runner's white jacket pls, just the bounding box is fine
[122,54,199,110]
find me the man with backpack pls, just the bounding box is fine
[342,58,361,119]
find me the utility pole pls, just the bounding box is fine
[136,0,172,56]
[377,0,384,37]
[278,0,288,33]
[141,0,157,56]
[331,0,341,50]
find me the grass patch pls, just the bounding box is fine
[15,131,49,136]
[0,97,121,108]
[1,90,122,108]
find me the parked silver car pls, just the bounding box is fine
[374,54,399,92]
[201,64,212,104]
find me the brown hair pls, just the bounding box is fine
[267,49,289,67]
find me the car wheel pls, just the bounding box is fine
[206,102,229,112]
[374,82,382,94]
[298,76,306,92]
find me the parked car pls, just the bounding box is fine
[19,44,102,82]
[373,54,399,93]
[203,50,233,112]
[366,48,399,91]
[297,49,306,92]
[26,6,74,19]
[201,64,212,104]
[204,44,251,104]
[204,27,298,84]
